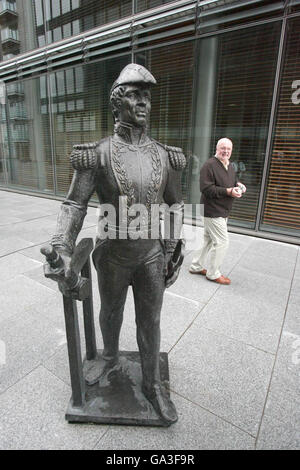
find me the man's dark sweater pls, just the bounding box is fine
[200,157,238,218]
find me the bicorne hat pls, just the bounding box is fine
[110,63,156,94]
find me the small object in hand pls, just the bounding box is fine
[237,182,246,193]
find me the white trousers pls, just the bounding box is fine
[190,217,229,280]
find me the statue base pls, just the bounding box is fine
[65,350,172,427]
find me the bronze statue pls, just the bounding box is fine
[42,64,186,426]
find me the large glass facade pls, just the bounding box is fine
[0,1,133,60]
[189,22,281,229]
[260,17,300,237]
[135,0,173,13]
[3,75,53,192]
[136,41,195,201]
[0,1,299,242]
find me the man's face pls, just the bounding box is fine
[216,141,232,160]
[119,84,151,128]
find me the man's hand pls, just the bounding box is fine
[227,187,242,198]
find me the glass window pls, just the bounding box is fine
[197,0,285,35]
[56,71,65,96]
[136,0,173,13]
[53,26,62,42]
[189,22,281,229]
[136,41,195,202]
[38,35,46,47]
[288,0,300,13]
[50,55,131,196]
[44,0,51,20]
[72,0,80,10]
[52,0,61,18]
[44,0,132,47]
[62,22,72,38]
[260,17,300,238]
[4,76,53,192]
[0,81,7,186]
[62,0,71,15]
[40,76,47,99]
[34,0,44,26]
[72,19,80,35]
[66,69,75,95]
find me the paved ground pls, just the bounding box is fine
[0,189,299,450]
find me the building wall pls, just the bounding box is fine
[0,0,299,242]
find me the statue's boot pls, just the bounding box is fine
[84,353,119,385]
[142,383,178,426]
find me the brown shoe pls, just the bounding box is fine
[207,275,231,285]
[189,269,207,276]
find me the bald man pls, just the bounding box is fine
[189,138,246,285]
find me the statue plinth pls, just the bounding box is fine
[66,351,171,426]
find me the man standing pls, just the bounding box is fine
[189,138,246,285]
[43,64,186,425]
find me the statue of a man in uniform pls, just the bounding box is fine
[43,64,186,426]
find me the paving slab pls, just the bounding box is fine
[246,238,298,260]
[0,366,108,450]
[169,326,274,436]
[294,253,300,278]
[0,215,24,226]
[95,393,255,450]
[289,276,300,306]
[23,265,59,293]
[271,330,300,393]
[194,267,291,353]
[237,249,296,280]
[0,302,66,394]
[0,274,63,324]
[19,243,48,263]
[0,237,34,257]
[256,415,300,450]
[0,253,41,283]
[282,299,300,336]
[261,381,300,433]
[168,265,220,304]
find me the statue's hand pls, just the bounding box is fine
[164,239,185,288]
[165,259,181,288]
[40,245,73,284]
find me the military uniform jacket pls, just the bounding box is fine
[52,125,186,253]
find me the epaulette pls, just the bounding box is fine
[70,142,98,170]
[165,145,186,171]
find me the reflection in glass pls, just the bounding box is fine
[136,41,195,202]
[288,0,300,13]
[197,0,285,35]
[136,0,173,13]
[0,80,7,185]
[190,22,281,229]
[50,55,130,196]
[4,76,53,192]
[44,0,132,45]
[261,17,300,238]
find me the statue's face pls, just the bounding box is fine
[118,84,151,127]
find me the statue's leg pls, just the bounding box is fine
[132,252,178,425]
[84,258,131,385]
